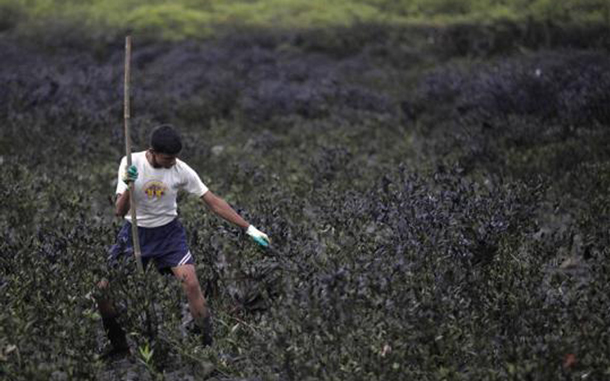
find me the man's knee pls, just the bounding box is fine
[94,279,111,301]
[184,274,202,295]
[174,267,202,296]
[97,279,109,289]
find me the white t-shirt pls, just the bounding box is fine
[116,151,208,227]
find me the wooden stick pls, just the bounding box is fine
[124,36,143,273]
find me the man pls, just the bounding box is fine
[97,124,270,356]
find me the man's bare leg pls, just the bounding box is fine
[96,279,129,355]
[172,264,213,345]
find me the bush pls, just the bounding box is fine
[1,0,609,43]
[409,50,610,178]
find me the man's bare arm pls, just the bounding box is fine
[115,192,130,217]
[201,191,249,229]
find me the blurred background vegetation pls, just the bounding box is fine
[1,0,609,41]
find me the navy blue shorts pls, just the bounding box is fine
[108,218,194,271]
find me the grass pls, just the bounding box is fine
[1,0,609,42]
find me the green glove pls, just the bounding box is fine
[122,165,138,185]
[246,225,270,247]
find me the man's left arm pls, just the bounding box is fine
[201,191,270,246]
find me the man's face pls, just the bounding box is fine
[151,150,177,168]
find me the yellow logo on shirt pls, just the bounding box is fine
[143,180,167,199]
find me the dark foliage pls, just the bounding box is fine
[1,22,609,380]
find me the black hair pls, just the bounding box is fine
[150,124,182,155]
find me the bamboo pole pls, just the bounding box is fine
[124,36,143,273]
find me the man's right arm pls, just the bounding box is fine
[115,191,130,217]
[115,161,137,217]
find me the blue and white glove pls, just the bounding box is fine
[122,165,138,186]
[246,225,270,247]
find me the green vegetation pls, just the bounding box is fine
[1,0,609,41]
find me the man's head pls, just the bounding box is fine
[149,124,181,168]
